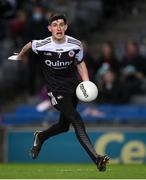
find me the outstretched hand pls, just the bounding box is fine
[8,53,18,61]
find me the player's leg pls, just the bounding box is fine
[30,114,70,160]
[70,110,110,171]
[39,114,70,141]
[37,92,78,142]
[38,93,78,142]
[54,93,110,171]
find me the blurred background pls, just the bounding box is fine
[0,0,146,164]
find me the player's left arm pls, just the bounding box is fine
[77,61,89,81]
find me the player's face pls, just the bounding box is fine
[48,19,68,41]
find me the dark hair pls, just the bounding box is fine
[48,13,67,25]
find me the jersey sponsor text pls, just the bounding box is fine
[45,59,73,68]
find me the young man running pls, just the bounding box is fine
[17,13,110,171]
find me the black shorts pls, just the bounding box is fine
[48,92,78,113]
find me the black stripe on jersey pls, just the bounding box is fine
[36,39,51,46]
[36,41,51,47]
[39,37,51,44]
[67,38,81,46]
[36,38,51,47]
[68,40,81,46]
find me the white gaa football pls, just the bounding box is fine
[76,81,98,102]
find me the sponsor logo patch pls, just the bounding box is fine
[68,50,75,57]
[44,52,52,56]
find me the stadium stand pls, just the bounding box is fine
[1,103,146,126]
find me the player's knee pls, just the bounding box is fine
[59,122,70,132]
[62,124,70,132]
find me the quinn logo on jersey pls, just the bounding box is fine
[45,60,73,69]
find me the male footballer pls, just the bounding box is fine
[16,13,110,171]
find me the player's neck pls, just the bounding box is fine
[52,36,66,44]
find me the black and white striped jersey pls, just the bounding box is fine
[31,35,83,93]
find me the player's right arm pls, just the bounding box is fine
[17,42,32,60]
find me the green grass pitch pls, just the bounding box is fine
[0,163,145,179]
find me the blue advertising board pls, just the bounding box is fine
[7,130,146,164]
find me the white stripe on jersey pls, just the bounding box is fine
[32,35,83,62]
[32,35,82,53]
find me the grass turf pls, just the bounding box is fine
[0,163,145,179]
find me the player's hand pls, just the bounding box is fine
[8,53,18,61]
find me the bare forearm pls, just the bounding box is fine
[77,61,89,81]
[17,42,32,60]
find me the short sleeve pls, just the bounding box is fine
[31,40,38,54]
[75,45,83,64]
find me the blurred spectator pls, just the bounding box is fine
[121,65,144,102]
[121,40,146,101]
[121,41,146,77]
[36,86,53,112]
[0,21,7,41]
[0,0,17,41]
[21,0,41,17]
[95,42,120,75]
[102,0,136,19]
[97,69,126,104]
[82,40,96,82]
[24,6,49,42]
[9,10,27,47]
[49,0,77,25]
[23,6,49,96]
[75,0,103,38]
[0,0,17,19]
